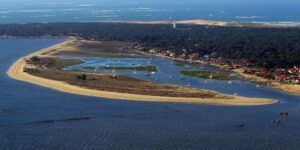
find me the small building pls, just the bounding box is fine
[149,49,158,54]
[179,54,188,59]
[169,53,176,58]
[173,22,177,29]
[188,53,199,60]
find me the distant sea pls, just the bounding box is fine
[1,0,300,25]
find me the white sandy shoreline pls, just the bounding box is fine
[6,38,277,106]
[104,19,300,28]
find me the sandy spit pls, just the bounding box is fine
[7,39,277,106]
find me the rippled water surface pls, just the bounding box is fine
[1,38,300,150]
[1,0,300,24]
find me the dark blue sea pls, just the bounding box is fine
[1,38,300,149]
[0,0,300,24]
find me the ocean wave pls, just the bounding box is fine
[10,9,54,13]
[26,14,57,18]
[0,16,9,18]
[95,15,120,18]
[0,11,9,14]
[128,7,152,10]
[124,8,172,12]
[131,9,173,12]
[58,8,85,12]
[27,15,56,18]
[40,15,57,17]
[236,16,265,19]
[77,4,96,7]
[43,2,74,5]
[92,9,121,14]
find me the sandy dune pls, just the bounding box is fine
[107,19,299,28]
[125,20,227,26]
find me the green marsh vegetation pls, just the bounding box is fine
[180,70,239,80]
[82,66,157,72]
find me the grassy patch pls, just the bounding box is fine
[180,70,238,80]
[175,63,185,67]
[29,57,84,70]
[82,66,157,72]
[54,51,148,59]
[51,59,84,70]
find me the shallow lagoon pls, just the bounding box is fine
[63,55,288,99]
[1,38,300,150]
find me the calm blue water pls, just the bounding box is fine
[1,0,300,24]
[1,38,300,150]
[62,55,289,99]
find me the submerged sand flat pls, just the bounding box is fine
[7,38,277,106]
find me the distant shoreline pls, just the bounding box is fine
[6,38,277,106]
[102,19,300,28]
[0,19,299,29]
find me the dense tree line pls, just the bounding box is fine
[1,22,300,68]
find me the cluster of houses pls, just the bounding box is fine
[203,57,300,84]
[148,48,176,58]
[208,58,300,84]
[244,67,300,84]
[136,46,300,85]
[147,47,202,61]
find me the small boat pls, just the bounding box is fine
[145,58,153,76]
[209,72,213,79]
[112,61,116,73]
[94,66,99,72]
[186,79,191,87]
[228,81,233,84]
[133,67,137,74]
[237,122,246,128]
[151,71,156,75]
[272,119,282,124]
[279,112,289,116]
